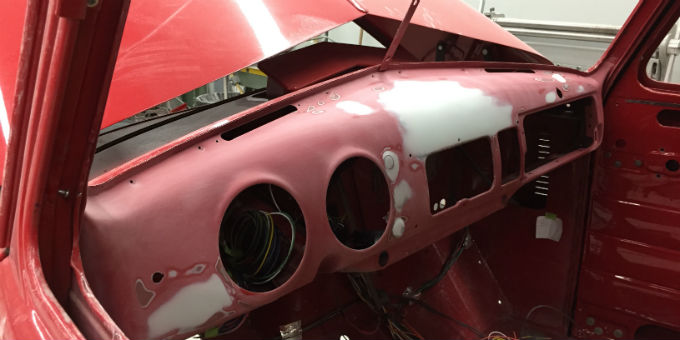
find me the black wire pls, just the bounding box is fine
[222,210,285,287]
[301,299,360,334]
[400,296,485,338]
[414,228,468,295]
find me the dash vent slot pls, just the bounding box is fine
[221,105,297,141]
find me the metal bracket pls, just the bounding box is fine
[380,0,420,71]
[280,320,302,340]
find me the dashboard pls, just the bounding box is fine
[80,65,602,339]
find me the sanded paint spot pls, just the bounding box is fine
[185,263,206,275]
[135,279,156,308]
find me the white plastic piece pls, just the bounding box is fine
[382,150,399,183]
[439,198,446,210]
[378,80,513,157]
[536,215,563,242]
[433,203,438,211]
[147,274,233,337]
[392,217,406,238]
[384,155,394,169]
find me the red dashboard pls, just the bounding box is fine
[81,65,602,339]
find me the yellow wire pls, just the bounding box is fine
[253,213,275,275]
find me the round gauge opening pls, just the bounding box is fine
[326,157,391,250]
[219,184,306,292]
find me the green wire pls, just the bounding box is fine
[222,209,297,286]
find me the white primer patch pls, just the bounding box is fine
[378,80,512,157]
[393,180,412,213]
[577,85,585,93]
[336,100,374,116]
[392,217,406,238]
[551,73,567,83]
[168,270,178,278]
[234,0,290,56]
[0,86,10,143]
[545,91,557,103]
[147,274,233,338]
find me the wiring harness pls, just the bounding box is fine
[344,228,484,340]
[221,209,296,287]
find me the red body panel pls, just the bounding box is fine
[572,2,680,338]
[101,0,363,128]
[1,0,680,339]
[0,0,129,338]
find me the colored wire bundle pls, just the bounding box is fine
[221,209,296,287]
[348,273,424,340]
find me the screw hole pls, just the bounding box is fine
[215,140,219,143]
[656,173,662,178]
[378,251,389,267]
[129,180,135,184]
[660,148,665,152]
[152,272,164,283]
[197,146,203,150]
[556,88,563,98]
[408,154,412,158]
[666,159,679,172]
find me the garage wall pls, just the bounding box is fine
[462,0,638,26]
